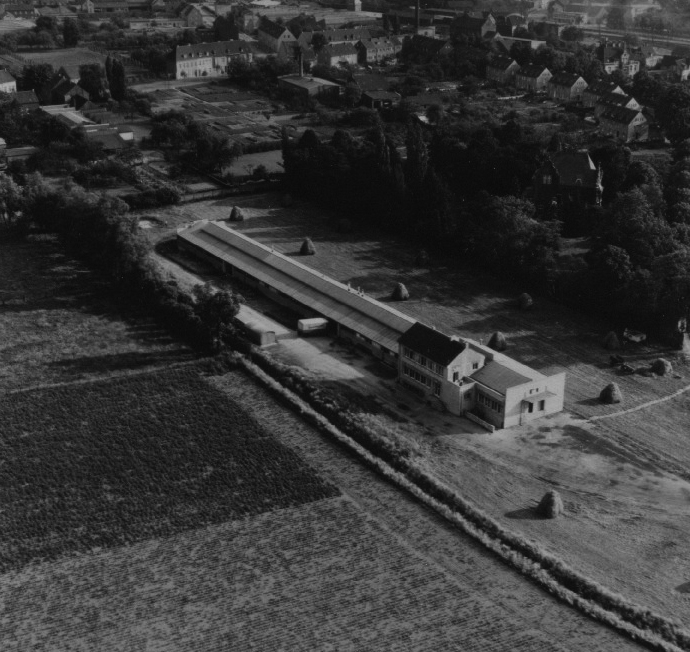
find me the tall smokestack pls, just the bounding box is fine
[415,0,420,32]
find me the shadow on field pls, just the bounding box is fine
[48,348,190,374]
[504,507,544,520]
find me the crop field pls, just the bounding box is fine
[139,196,690,625]
[0,366,338,572]
[0,237,194,392]
[20,47,106,70]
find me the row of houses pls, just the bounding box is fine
[177,220,566,431]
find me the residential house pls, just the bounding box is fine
[180,3,217,27]
[485,55,520,84]
[600,43,640,77]
[298,28,372,48]
[51,78,90,107]
[361,90,400,109]
[454,12,496,39]
[36,4,78,19]
[318,42,358,67]
[175,40,254,79]
[514,65,552,92]
[533,150,602,208]
[494,34,546,52]
[398,322,565,429]
[599,107,648,142]
[0,70,16,94]
[641,44,672,68]
[356,38,401,64]
[74,0,94,12]
[91,0,128,12]
[546,72,587,101]
[594,92,640,118]
[3,4,36,18]
[582,80,622,108]
[257,17,296,53]
[11,89,38,111]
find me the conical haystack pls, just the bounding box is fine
[599,382,623,404]
[488,331,507,352]
[229,206,245,222]
[651,358,672,376]
[537,490,564,519]
[300,238,316,255]
[518,292,533,310]
[391,283,410,301]
[602,331,620,351]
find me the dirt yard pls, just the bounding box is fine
[141,194,690,626]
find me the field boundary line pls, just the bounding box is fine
[589,382,690,422]
[2,359,199,397]
[230,353,687,652]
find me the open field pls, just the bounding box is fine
[0,237,195,392]
[140,195,690,625]
[0,366,337,572]
[0,366,647,652]
[20,47,106,71]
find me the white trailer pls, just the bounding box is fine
[298,317,328,336]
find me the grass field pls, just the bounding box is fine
[139,195,690,626]
[0,237,195,392]
[20,47,106,70]
[0,366,338,572]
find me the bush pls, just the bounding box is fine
[537,490,564,518]
[300,237,316,255]
[599,382,623,404]
[391,282,410,301]
[651,358,672,376]
[229,206,245,222]
[123,186,181,209]
[602,331,620,350]
[518,292,533,310]
[488,331,507,351]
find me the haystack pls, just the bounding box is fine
[280,193,293,208]
[300,238,316,255]
[602,331,620,351]
[537,490,564,519]
[651,358,673,376]
[488,331,507,352]
[391,283,410,301]
[229,206,245,222]
[518,293,533,310]
[599,382,623,404]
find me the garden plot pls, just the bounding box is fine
[140,195,690,625]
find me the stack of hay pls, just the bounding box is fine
[300,238,316,255]
[599,382,622,404]
[391,283,410,301]
[651,358,672,376]
[537,490,564,518]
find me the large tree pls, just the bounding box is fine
[109,58,126,101]
[78,63,109,102]
[62,18,80,47]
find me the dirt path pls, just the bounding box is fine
[589,381,690,422]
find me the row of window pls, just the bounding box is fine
[477,392,502,413]
[402,365,441,396]
[402,347,444,375]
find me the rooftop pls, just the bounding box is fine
[278,75,341,90]
[470,360,532,395]
[398,323,466,367]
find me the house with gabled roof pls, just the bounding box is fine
[533,150,603,208]
[298,28,372,48]
[318,42,358,67]
[454,12,496,39]
[0,70,16,94]
[594,92,640,118]
[599,106,648,142]
[398,322,565,429]
[257,17,296,53]
[175,40,255,79]
[547,72,587,101]
[514,65,551,92]
[485,55,519,84]
[582,80,622,108]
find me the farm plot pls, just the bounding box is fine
[0,366,338,572]
[0,237,194,392]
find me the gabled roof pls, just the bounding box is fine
[398,323,466,366]
[258,17,290,39]
[487,55,517,71]
[600,106,645,125]
[584,80,621,96]
[358,38,397,51]
[547,151,598,187]
[176,40,254,61]
[470,360,531,394]
[548,72,584,87]
[322,42,358,57]
[362,90,400,101]
[517,64,550,78]
[13,89,37,105]
[597,92,637,108]
[0,70,15,84]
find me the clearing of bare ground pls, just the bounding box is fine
[0,236,195,392]
[139,196,690,626]
[0,366,337,572]
[0,367,647,652]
